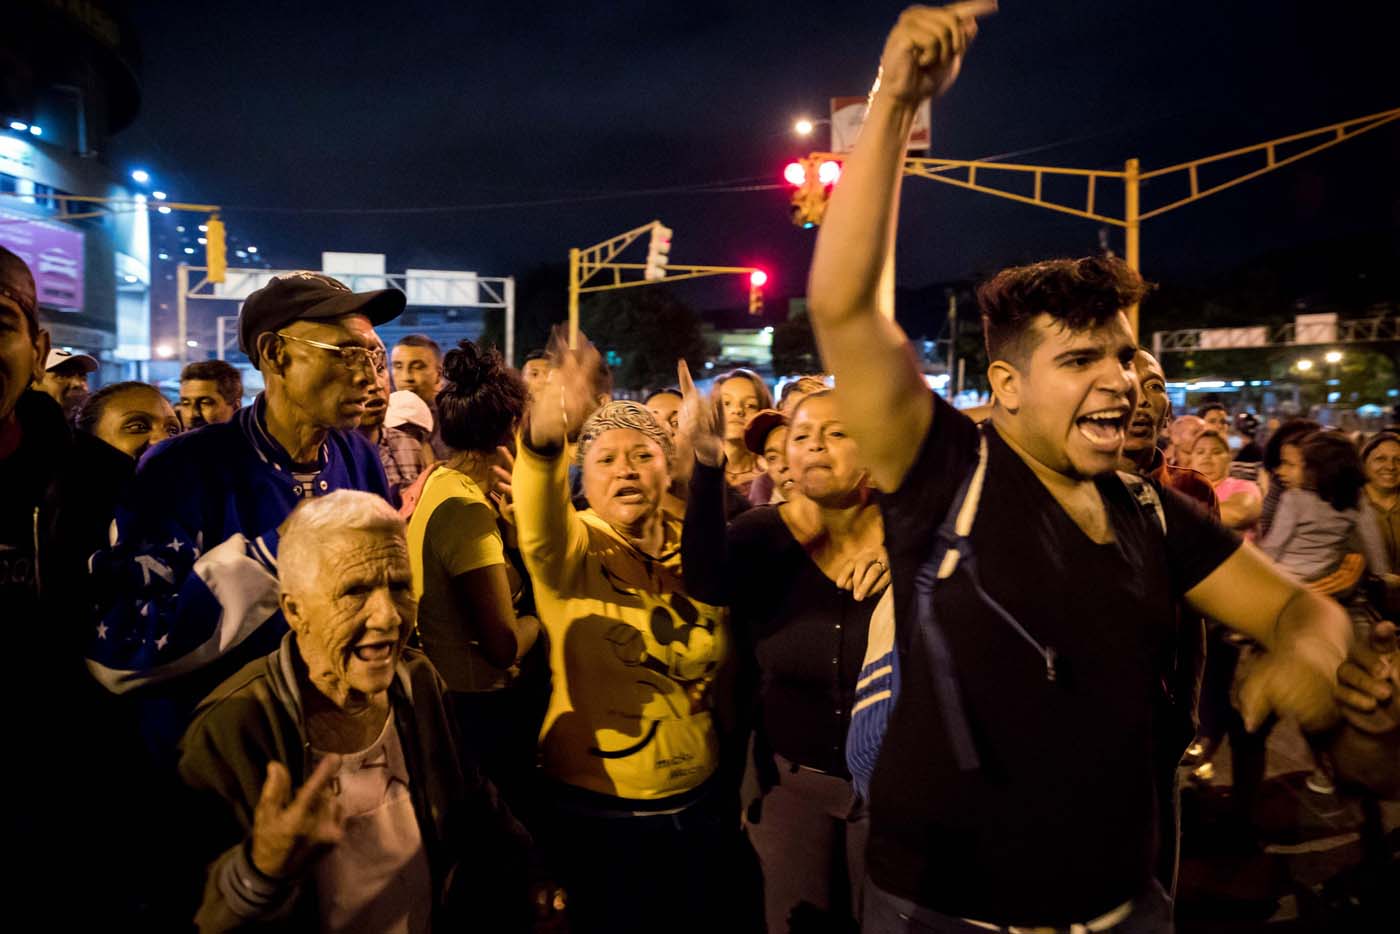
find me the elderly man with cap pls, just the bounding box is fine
[87,271,406,762]
[34,346,98,417]
[178,490,528,932]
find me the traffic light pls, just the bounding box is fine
[644,222,672,281]
[205,215,227,283]
[748,269,766,315]
[783,157,841,228]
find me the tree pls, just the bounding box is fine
[771,310,820,377]
[579,286,707,392]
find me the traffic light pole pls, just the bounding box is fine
[567,222,764,347]
[805,105,1400,338]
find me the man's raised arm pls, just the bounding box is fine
[807,4,987,491]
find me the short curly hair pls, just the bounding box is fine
[977,256,1150,367]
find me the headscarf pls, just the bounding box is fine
[575,400,674,466]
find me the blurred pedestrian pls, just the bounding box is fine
[520,348,552,400]
[1360,431,1400,573]
[1189,428,1261,532]
[177,359,242,429]
[359,333,426,498]
[1257,418,1319,536]
[34,346,97,418]
[407,339,541,804]
[392,333,448,458]
[712,367,772,498]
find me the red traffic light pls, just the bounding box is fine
[782,162,806,187]
[817,160,842,186]
[749,270,769,288]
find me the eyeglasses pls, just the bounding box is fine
[276,332,386,374]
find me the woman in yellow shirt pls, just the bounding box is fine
[407,340,540,805]
[513,336,757,933]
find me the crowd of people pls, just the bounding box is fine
[2,6,1397,933]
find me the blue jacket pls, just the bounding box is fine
[86,396,390,738]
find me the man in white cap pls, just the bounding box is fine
[34,347,97,417]
[357,334,428,499]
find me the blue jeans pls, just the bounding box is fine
[861,876,1173,934]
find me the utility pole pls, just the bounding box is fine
[945,289,958,401]
[567,221,766,347]
[804,105,1400,339]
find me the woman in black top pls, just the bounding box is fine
[681,371,889,933]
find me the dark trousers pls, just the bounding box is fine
[538,779,764,934]
[861,876,1173,934]
[747,755,866,932]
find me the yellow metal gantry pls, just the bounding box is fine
[567,221,764,346]
[811,105,1400,336]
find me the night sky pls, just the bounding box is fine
[110,0,1399,322]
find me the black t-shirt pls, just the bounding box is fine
[723,506,877,775]
[869,393,1239,924]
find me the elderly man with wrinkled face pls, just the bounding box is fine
[179,490,527,932]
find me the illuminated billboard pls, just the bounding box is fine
[0,209,85,312]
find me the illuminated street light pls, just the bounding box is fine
[1324,350,1343,364]
[156,206,172,214]
[152,191,167,200]
[186,340,199,348]
[130,169,150,184]
[794,118,815,136]
[155,344,174,358]
[1296,358,1314,372]
[8,121,27,131]
[246,245,258,254]
[28,125,41,137]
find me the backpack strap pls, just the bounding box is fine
[910,430,990,771]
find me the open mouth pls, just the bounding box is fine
[352,640,396,663]
[612,485,646,503]
[1076,409,1129,452]
[1125,413,1155,438]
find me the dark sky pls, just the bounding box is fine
[110,0,1399,314]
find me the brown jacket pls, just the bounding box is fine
[177,633,528,931]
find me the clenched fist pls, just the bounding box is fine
[876,2,995,106]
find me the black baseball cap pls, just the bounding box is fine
[238,271,406,367]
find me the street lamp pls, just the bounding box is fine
[793,116,830,138]
[1324,350,1343,364]
[1296,358,1314,372]
[130,168,150,184]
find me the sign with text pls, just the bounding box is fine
[0,208,85,312]
[830,96,932,154]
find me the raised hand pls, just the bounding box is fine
[250,755,345,880]
[877,2,993,105]
[491,444,517,526]
[677,359,724,469]
[524,325,606,452]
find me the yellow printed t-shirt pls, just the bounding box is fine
[512,442,730,800]
[407,466,509,692]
